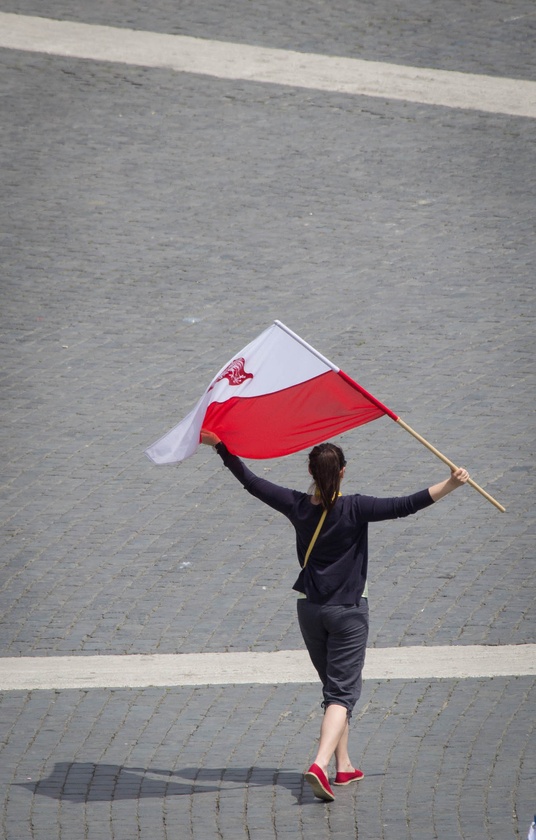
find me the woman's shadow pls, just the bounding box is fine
[18,762,305,803]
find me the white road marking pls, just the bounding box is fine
[0,645,534,691]
[0,13,535,118]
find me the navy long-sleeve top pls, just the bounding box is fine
[215,443,434,606]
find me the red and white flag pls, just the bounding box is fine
[145,320,398,464]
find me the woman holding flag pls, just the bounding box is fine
[201,430,469,802]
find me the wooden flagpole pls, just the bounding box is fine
[396,417,505,512]
[273,323,505,514]
[335,367,505,513]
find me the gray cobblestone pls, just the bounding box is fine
[1,680,534,839]
[1,1,535,837]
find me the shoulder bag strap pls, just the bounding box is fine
[303,491,343,569]
[303,508,328,568]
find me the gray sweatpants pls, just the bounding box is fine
[297,598,369,717]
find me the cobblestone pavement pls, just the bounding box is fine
[0,1,535,838]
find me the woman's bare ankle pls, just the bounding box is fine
[336,759,354,773]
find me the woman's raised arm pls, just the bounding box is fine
[428,467,469,501]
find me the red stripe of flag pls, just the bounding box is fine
[337,369,399,422]
[203,369,391,459]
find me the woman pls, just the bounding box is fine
[200,430,469,802]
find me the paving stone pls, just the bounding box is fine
[1,1,535,838]
[1,680,532,838]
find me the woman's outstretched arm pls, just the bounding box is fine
[202,431,468,505]
[428,467,469,501]
[201,430,221,446]
[200,429,298,516]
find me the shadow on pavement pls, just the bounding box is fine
[17,762,304,802]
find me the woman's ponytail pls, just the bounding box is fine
[308,443,346,512]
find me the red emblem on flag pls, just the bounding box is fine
[209,358,253,390]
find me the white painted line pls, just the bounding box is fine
[0,645,534,691]
[0,13,535,118]
[363,645,536,680]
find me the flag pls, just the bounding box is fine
[145,320,398,464]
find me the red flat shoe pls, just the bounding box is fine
[333,768,364,785]
[304,763,335,801]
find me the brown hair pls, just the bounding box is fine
[308,443,346,512]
